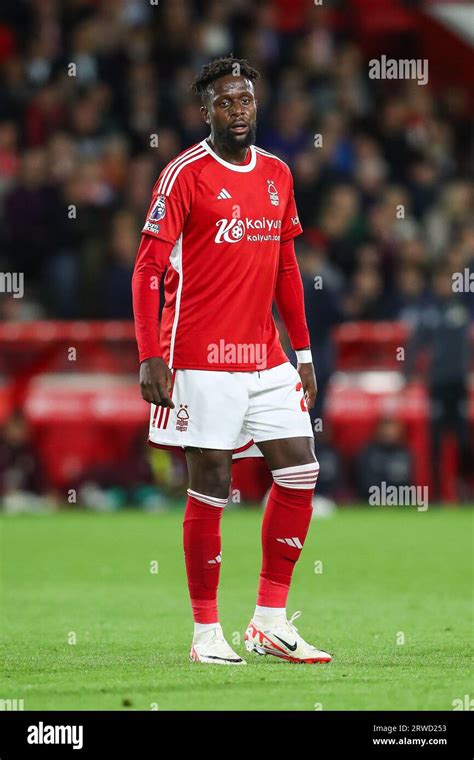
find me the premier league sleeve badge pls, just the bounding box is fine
[149,194,167,221]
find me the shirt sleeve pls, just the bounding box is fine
[142,163,193,244]
[274,238,310,351]
[281,170,303,243]
[132,233,174,363]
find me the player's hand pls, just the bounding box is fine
[297,362,317,411]
[139,357,175,408]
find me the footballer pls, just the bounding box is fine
[132,56,332,665]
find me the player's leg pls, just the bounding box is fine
[242,363,331,663]
[253,435,317,616]
[184,447,245,665]
[244,436,330,663]
[148,368,248,662]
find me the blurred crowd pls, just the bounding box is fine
[0,0,472,323]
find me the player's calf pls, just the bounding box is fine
[244,461,331,663]
[184,487,246,665]
[257,462,319,608]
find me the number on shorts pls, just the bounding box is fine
[295,381,307,412]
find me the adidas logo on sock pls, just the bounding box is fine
[208,553,222,564]
[217,188,232,200]
[276,537,303,548]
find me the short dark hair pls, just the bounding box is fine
[191,56,259,104]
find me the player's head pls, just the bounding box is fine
[191,56,259,152]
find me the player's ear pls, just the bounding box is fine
[200,105,210,125]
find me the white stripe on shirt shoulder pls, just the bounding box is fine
[158,146,207,196]
[254,147,291,174]
[157,144,203,191]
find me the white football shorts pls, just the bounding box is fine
[147,361,314,459]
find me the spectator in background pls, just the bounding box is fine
[103,209,139,318]
[448,224,474,319]
[318,184,364,279]
[40,153,113,317]
[408,158,440,220]
[353,134,388,207]
[344,265,394,321]
[405,266,472,501]
[298,238,344,422]
[0,119,19,196]
[424,180,473,259]
[356,418,413,502]
[3,148,56,281]
[313,427,342,500]
[390,264,432,327]
[0,410,44,508]
[262,94,311,164]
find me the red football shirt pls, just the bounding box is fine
[141,139,303,371]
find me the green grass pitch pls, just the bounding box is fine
[1,506,472,711]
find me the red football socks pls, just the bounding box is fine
[257,463,319,608]
[183,489,227,624]
[183,462,319,623]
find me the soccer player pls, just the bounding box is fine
[132,57,332,665]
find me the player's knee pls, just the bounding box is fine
[271,459,320,492]
[190,462,231,499]
[185,448,232,499]
[201,469,231,498]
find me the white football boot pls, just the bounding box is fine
[244,611,332,664]
[190,624,246,665]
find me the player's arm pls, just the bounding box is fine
[275,238,317,410]
[132,233,175,408]
[133,163,192,407]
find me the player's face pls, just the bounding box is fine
[202,75,257,152]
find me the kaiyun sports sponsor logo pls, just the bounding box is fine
[215,216,282,244]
